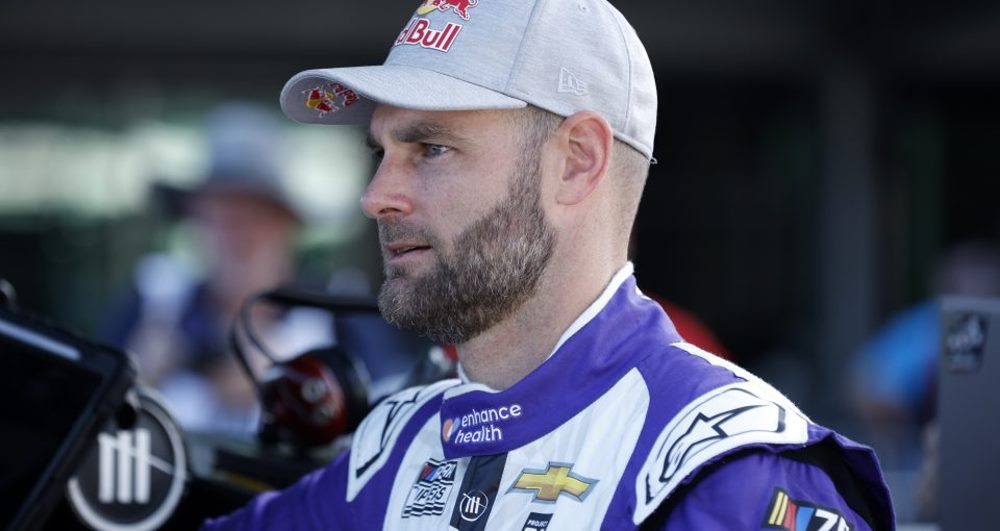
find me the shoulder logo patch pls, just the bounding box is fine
[347,380,455,501]
[763,488,854,531]
[633,382,809,524]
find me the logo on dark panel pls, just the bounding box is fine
[67,389,186,531]
[459,490,489,522]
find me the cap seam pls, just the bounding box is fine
[410,67,530,107]
[605,3,634,143]
[504,0,547,98]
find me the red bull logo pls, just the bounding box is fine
[416,0,478,21]
[394,17,463,53]
[303,83,360,117]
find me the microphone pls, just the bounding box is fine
[258,345,370,449]
[230,285,374,451]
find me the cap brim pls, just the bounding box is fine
[152,181,302,223]
[280,65,527,126]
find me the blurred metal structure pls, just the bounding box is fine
[2,1,1000,78]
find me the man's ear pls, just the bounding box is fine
[552,111,613,206]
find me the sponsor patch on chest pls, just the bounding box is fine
[402,459,459,518]
[521,512,553,530]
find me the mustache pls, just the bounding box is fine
[377,221,439,248]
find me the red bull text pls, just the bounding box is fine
[331,83,360,107]
[394,17,463,53]
[303,83,360,117]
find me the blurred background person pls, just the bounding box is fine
[850,238,1000,519]
[101,103,334,437]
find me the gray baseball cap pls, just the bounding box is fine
[279,0,656,160]
[157,103,302,222]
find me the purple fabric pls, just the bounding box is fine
[660,450,875,530]
[200,453,350,530]
[441,277,681,459]
[601,344,744,527]
[201,274,895,530]
[201,393,445,530]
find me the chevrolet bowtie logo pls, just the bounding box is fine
[510,462,598,503]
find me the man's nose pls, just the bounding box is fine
[361,157,414,219]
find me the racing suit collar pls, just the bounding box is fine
[440,265,681,459]
[454,262,636,388]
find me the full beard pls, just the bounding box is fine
[376,152,555,344]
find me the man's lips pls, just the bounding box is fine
[383,242,432,262]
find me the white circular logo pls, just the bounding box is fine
[459,490,489,522]
[67,388,187,531]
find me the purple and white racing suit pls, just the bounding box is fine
[204,265,895,530]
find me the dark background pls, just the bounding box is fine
[2,1,999,523]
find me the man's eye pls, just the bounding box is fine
[423,144,451,158]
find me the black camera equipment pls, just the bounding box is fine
[0,279,135,531]
[0,279,458,529]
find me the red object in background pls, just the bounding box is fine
[259,354,348,448]
[655,298,732,361]
[442,344,459,362]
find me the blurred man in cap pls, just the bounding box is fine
[104,102,330,436]
[205,0,894,528]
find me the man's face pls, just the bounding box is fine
[191,191,297,290]
[363,106,555,343]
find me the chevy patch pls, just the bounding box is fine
[509,462,597,503]
[402,459,458,518]
[762,488,854,531]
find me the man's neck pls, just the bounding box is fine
[457,258,626,390]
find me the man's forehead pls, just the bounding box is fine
[369,104,519,141]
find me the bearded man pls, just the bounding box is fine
[204,0,895,528]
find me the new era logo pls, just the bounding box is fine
[558,67,588,96]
